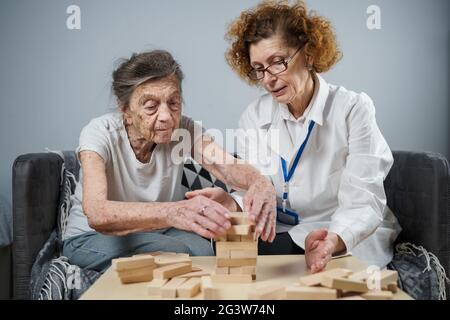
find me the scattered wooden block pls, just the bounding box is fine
[154,255,192,267]
[177,277,202,298]
[248,285,285,300]
[337,295,366,300]
[175,270,211,279]
[321,275,369,293]
[349,269,398,289]
[361,290,393,300]
[286,286,338,300]
[385,282,398,293]
[378,270,398,288]
[211,274,253,284]
[147,279,169,296]
[228,225,252,236]
[161,277,187,298]
[119,272,154,284]
[112,256,155,271]
[116,265,155,284]
[298,268,353,286]
[153,262,192,280]
[201,276,220,300]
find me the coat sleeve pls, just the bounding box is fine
[328,92,394,253]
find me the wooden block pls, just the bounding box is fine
[201,276,220,300]
[240,265,256,280]
[154,255,192,267]
[337,295,366,300]
[216,248,230,259]
[347,270,370,282]
[112,256,155,271]
[286,286,337,300]
[227,225,251,236]
[321,276,369,293]
[361,290,394,300]
[153,262,192,280]
[211,274,253,284]
[119,273,154,284]
[378,270,398,288]
[299,268,353,286]
[215,267,229,275]
[214,235,227,241]
[117,265,155,284]
[161,277,187,298]
[177,277,202,298]
[227,235,241,241]
[384,282,398,293]
[117,265,155,278]
[217,257,257,267]
[216,240,257,252]
[248,285,285,300]
[147,279,169,296]
[349,269,398,289]
[229,212,251,225]
[175,270,211,279]
[229,267,241,274]
[241,232,256,242]
[230,250,257,259]
[191,266,202,272]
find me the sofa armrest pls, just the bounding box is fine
[12,153,63,299]
[384,151,450,284]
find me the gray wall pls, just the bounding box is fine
[0,0,449,242]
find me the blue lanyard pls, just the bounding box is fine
[280,120,315,213]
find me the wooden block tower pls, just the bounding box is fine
[212,212,258,282]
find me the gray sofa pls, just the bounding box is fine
[7,150,450,299]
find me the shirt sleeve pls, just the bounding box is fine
[229,190,245,211]
[328,93,394,253]
[76,118,111,164]
[237,105,275,179]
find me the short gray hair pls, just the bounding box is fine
[112,50,184,109]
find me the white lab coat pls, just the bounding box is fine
[233,73,401,268]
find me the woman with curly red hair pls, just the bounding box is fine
[223,0,401,273]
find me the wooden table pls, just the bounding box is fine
[80,255,412,300]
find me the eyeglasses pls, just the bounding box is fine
[247,46,303,81]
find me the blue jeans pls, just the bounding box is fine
[62,228,214,272]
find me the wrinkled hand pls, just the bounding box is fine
[244,177,277,243]
[185,187,239,212]
[171,195,231,239]
[305,229,344,273]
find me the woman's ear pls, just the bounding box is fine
[121,106,133,126]
[305,55,314,71]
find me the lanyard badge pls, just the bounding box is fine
[277,120,316,225]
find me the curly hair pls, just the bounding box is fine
[225,0,342,85]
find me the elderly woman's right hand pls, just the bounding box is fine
[171,195,232,239]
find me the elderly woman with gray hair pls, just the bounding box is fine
[62,50,276,272]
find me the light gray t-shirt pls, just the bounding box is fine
[64,112,202,241]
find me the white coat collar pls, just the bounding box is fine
[262,73,329,161]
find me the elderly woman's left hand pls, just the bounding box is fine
[243,177,277,242]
